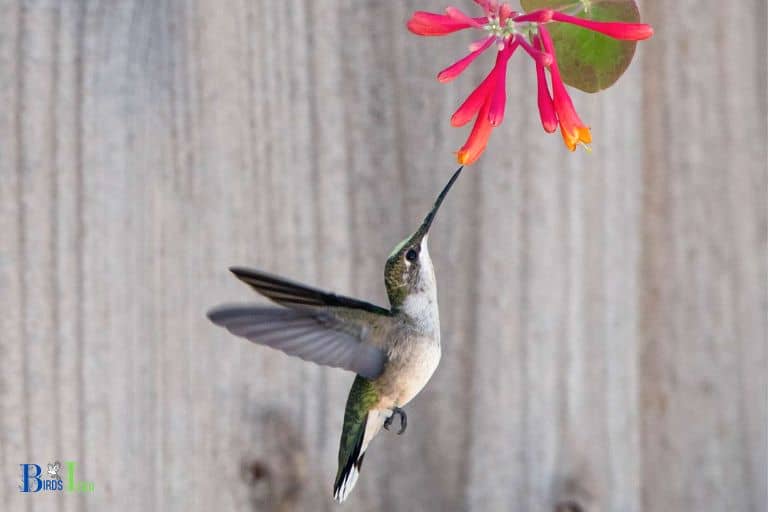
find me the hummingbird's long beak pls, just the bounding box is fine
[414,166,463,240]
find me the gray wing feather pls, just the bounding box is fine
[228,267,392,321]
[207,306,386,379]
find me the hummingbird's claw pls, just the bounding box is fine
[383,407,407,435]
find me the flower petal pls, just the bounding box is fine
[437,37,494,83]
[559,124,592,151]
[445,6,485,28]
[517,34,552,67]
[533,35,557,133]
[407,11,475,36]
[540,27,591,150]
[473,0,496,16]
[513,9,553,23]
[469,36,492,51]
[451,68,498,127]
[488,42,517,126]
[536,67,558,133]
[457,99,494,165]
[499,4,516,25]
[550,11,654,40]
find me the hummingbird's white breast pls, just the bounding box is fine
[375,237,442,409]
[376,332,441,409]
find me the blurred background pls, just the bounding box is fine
[1,0,765,511]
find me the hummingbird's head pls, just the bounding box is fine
[384,167,463,312]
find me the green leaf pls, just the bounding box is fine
[520,0,641,93]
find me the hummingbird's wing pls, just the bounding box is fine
[208,267,393,378]
[207,305,387,379]
[227,266,392,321]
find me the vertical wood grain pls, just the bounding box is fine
[639,1,767,511]
[0,0,764,511]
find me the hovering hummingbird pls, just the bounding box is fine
[207,166,463,502]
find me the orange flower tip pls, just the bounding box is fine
[561,126,592,152]
[456,151,480,165]
[456,146,485,165]
[456,148,477,165]
[579,127,592,144]
[560,128,579,151]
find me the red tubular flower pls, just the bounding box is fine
[455,47,513,164]
[533,35,557,134]
[512,9,554,24]
[488,41,517,126]
[451,68,498,127]
[438,37,494,83]
[518,35,552,67]
[550,11,654,40]
[407,11,485,36]
[445,6,485,28]
[457,97,494,165]
[512,9,653,40]
[407,1,653,162]
[498,3,514,23]
[539,26,591,151]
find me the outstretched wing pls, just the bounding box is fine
[228,267,392,321]
[208,267,393,379]
[208,306,387,379]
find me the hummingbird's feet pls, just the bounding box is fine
[383,407,407,435]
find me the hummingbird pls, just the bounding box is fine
[207,166,463,502]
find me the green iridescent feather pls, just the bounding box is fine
[335,376,380,483]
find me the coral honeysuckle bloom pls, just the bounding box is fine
[538,26,591,151]
[456,45,515,164]
[408,0,653,163]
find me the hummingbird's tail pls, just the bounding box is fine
[333,376,386,503]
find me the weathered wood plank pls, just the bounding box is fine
[639,1,767,511]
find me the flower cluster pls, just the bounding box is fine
[408,0,653,164]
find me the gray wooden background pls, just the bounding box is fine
[1,0,765,510]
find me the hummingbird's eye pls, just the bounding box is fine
[405,248,418,262]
